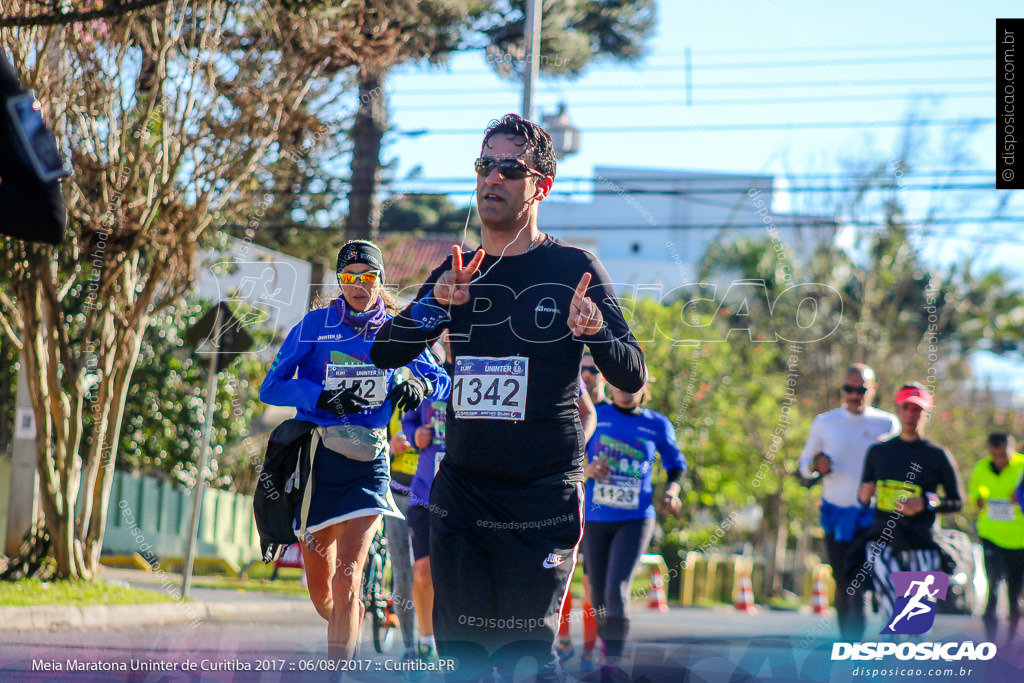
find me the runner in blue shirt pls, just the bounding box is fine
[260,240,450,660]
[583,381,685,665]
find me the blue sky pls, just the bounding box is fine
[370,1,1023,390]
[376,2,1016,262]
[386,2,1000,176]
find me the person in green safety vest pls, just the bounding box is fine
[968,433,1024,642]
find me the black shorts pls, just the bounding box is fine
[407,504,431,562]
[429,461,583,679]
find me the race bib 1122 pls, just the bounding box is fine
[324,363,388,408]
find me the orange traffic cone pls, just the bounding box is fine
[647,564,669,612]
[734,561,757,614]
[811,566,829,615]
[385,599,401,629]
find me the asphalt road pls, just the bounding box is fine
[0,604,1021,683]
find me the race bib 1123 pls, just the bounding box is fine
[593,475,641,510]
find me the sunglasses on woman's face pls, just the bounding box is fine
[338,270,382,285]
[841,384,868,395]
[474,156,545,180]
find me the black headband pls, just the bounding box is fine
[336,241,385,276]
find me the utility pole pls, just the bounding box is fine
[521,0,542,119]
[182,304,222,599]
[180,301,251,598]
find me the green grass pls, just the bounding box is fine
[0,578,175,606]
[240,562,302,581]
[764,596,804,611]
[189,574,307,597]
[567,567,656,603]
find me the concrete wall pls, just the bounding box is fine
[0,464,260,567]
[104,471,261,567]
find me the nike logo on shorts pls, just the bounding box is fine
[542,553,566,569]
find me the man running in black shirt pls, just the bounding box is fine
[371,114,645,681]
[854,383,963,632]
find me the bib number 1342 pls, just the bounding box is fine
[452,356,528,420]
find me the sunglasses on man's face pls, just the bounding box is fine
[474,156,544,180]
[581,365,600,374]
[338,270,382,285]
[841,384,868,395]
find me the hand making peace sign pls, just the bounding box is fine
[568,271,604,337]
[433,245,487,306]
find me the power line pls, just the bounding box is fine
[263,170,997,184]
[469,42,994,58]
[261,182,1001,196]
[393,76,994,96]
[399,91,992,112]
[396,118,991,136]
[673,77,994,91]
[663,41,988,57]
[545,223,1024,247]
[431,52,994,77]
[228,221,1024,246]
[678,53,993,70]
[547,183,998,195]
[0,0,168,27]
[542,218,1024,230]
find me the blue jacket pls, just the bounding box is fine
[584,404,686,523]
[260,304,450,428]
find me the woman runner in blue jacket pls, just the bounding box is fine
[261,240,450,660]
[583,380,685,667]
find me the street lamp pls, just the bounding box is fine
[542,103,581,159]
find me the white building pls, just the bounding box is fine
[544,167,835,293]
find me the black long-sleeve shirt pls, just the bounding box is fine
[860,436,963,547]
[371,237,646,483]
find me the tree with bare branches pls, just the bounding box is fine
[0,0,399,579]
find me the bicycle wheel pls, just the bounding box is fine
[370,547,397,653]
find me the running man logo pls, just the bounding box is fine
[880,571,949,635]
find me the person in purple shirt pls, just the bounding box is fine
[401,392,448,666]
[1018,473,1024,517]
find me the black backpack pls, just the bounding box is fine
[253,419,317,563]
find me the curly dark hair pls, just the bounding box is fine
[481,113,557,179]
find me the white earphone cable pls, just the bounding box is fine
[458,188,535,283]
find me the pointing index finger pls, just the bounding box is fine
[573,271,593,302]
